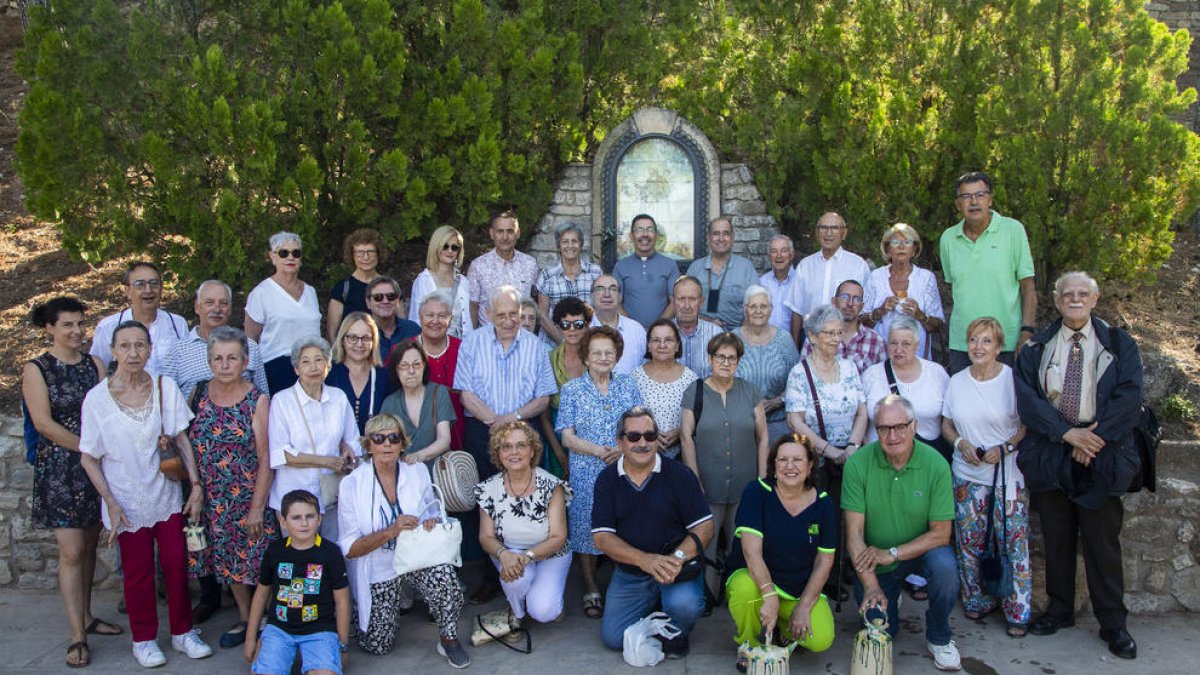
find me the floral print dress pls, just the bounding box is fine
[29,352,101,529]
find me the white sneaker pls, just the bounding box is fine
[927,640,961,671]
[132,640,167,668]
[171,629,213,659]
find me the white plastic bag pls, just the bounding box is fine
[622,611,681,667]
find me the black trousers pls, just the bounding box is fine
[1031,489,1127,631]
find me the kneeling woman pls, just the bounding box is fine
[726,434,835,670]
[337,414,469,668]
[476,421,572,624]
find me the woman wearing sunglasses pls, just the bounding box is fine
[409,225,474,338]
[245,231,322,394]
[326,228,385,344]
[328,313,391,435]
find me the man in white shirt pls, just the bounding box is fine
[164,280,269,399]
[759,234,796,333]
[91,261,189,376]
[785,212,870,346]
[589,274,646,376]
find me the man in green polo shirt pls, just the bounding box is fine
[939,170,1037,375]
[843,395,960,671]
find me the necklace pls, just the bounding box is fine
[419,335,450,360]
[505,471,534,499]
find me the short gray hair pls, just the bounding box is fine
[1053,270,1099,296]
[805,304,843,334]
[554,221,585,247]
[207,325,249,360]
[874,393,916,422]
[269,231,302,251]
[195,279,232,303]
[489,284,521,309]
[888,314,922,339]
[743,284,771,306]
[768,234,794,251]
[617,406,658,438]
[289,335,332,369]
[419,288,454,315]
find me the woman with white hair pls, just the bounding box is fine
[409,225,473,338]
[245,231,322,394]
[734,285,800,442]
[412,289,468,450]
[861,223,944,359]
[862,315,950,451]
[535,221,603,344]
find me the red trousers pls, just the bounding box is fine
[117,512,192,642]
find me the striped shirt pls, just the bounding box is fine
[162,327,269,399]
[674,319,723,379]
[453,327,558,417]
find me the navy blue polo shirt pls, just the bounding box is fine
[591,454,712,575]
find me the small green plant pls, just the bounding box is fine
[1159,394,1198,423]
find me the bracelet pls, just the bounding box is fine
[761,591,778,598]
[1021,325,1035,334]
[759,581,774,590]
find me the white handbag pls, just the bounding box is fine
[392,484,463,576]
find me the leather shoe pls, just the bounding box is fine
[191,602,218,625]
[1099,628,1137,659]
[1028,614,1075,636]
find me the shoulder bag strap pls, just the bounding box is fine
[293,386,319,453]
[691,379,704,440]
[157,375,167,437]
[800,359,827,440]
[883,359,900,394]
[983,463,999,553]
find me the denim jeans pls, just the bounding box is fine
[600,567,705,650]
[853,544,958,646]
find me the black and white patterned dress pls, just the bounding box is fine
[474,468,573,557]
[29,352,101,529]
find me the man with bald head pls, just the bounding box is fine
[785,212,870,346]
[163,279,268,399]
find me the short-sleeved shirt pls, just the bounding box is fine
[942,364,1023,490]
[380,382,456,460]
[474,468,573,558]
[258,536,349,635]
[329,276,370,316]
[784,358,864,446]
[840,441,954,574]
[938,211,1035,351]
[91,309,190,376]
[862,264,944,360]
[861,359,948,443]
[613,253,681,329]
[245,278,322,362]
[686,254,760,328]
[734,327,800,423]
[535,261,603,315]
[591,454,712,575]
[453,328,558,417]
[675,319,723,379]
[784,248,870,319]
[325,364,390,435]
[466,249,538,323]
[726,479,837,598]
[163,327,269,399]
[681,378,763,502]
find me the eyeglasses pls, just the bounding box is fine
[649,336,677,345]
[129,279,162,290]
[558,319,588,330]
[632,226,657,235]
[712,354,739,365]
[956,190,991,202]
[622,430,659,442]
[816,225,845,232]
[887,239,913,248]
[370,292,398,302]
[343,334,373,345]
[369,433,404,445]
[500,441,531,452]
[834,293,864,305]
[275,249,302,259]
[876,421,914,437]
[592,284,620,295]
[776,457,806,466]
[442,242,462,252]
[816,328,845,338]
[589,350,617,360]
[395,361,424,372]
[353,248,377,258]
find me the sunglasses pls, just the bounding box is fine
[622,430,659,443]
[275,249,302,259]
[558,319,588,330]
[442,243,462,252]
[370,292,399,302]
[369,433,405,445]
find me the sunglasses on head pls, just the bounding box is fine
[622,430,659,443]
[275,248,302,259]
[369,433,404,445]
[558,319,588,330]
[442,242,462,252]
[371,292,399,302]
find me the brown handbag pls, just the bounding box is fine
[157,376,188,481]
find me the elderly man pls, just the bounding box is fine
[467,209,538,326]
[1014,272,1141,659]
[454,285,558,602]
[613,214,681,329]
[672,276,723,378]
[365,275,420,362]
[91,261,190,375]
[844,394,959,671]
[785,212,870,346]
[590,274,647,376]
[593,406,713,658]
[801,280,885,374]
[163,280,268,399]
[939,171,1037,374]
[759,234,796,333]
[686,217,759,329]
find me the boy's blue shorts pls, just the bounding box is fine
[253,624,342,675]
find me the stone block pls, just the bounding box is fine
[1142,351,1183,402]
[548,203,588,217]
[9,465,32,487]
[1179,520,1195,543]
[0,559,11,585]
[13,543,44,573]
[736,228,761,242]
[17,572,57,590]
[723,199,768,217]
[1146,562,1169,593]
[0,490,20,511]
[571,191,592,207]
[1171,565,1200,611]
[1173,553,1195,571]
[0,522,9,550]
[722,164,753,186]
[1125,591,1180,614]
[731,215,777,229]
[722,184,763,202]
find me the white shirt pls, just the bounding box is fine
[784,248,870,318]
[245,278,322,362]
[90,309,189,376]
[591,313,647,376]
[759,268,796,333]
[80,376,193,531]
[862,358,949,442]
[942,364,1024,498]
[268,382,361,512]
[408,268,473,339]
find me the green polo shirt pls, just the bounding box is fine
[938,211,1035,352]
[841,440,953,574]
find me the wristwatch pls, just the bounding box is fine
[673,549,687,561]
[524,550,536,562]
[888,547,900,563]
[338,640,350,654]
[1002,442,1015,454]
[515,412,523,421]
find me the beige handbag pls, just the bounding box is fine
[432,451,479,512]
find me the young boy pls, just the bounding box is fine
[245,490,351,675]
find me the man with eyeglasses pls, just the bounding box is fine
[784,212,870,347]
[365,275,420,363]
[686,216,760,329]
[671,276,723,378]
[801,280,885,374]
[467,209,538,327]
[939,170,1037,375]
[843,394,960,671]
[759,234,797,333]
[163,280,268,399]
[589,274,646,375]
[613,214,682,329]
[592,406,713,659]
[91,261,189,375]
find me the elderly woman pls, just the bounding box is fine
[23,298,118,667]
[245,231,322,394]
[632,319,698,460]
[267,336,360,540]
[79,321,212,667]
[338,414,469,667]
[328,312,391,434]
[413,289,467,451]
[326,228,385,343]
[726,434,835,670]
[734,286,801,443]
[534,221,603,344]
[941,318,1030,637]
[186,326,275,649]
[520,296,554,349]
[381,339,455,466]
[539,297,592,477]
[862,315,950,452]
[476,421,572,624]
[409,225,473,338]
[862,223,944,359]
[557,326,642,618]
[680,332,769,591]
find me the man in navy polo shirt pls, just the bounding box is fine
[592,406,714,658]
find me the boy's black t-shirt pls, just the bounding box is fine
[258,535,349,635]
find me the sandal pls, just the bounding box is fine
[964,607,996,621]
[583,592,604,619]
[85,618,124,636]
[903,580,928,601]
[1007,623,1029,638]
[66,641,90,668]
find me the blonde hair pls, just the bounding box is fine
[966,316,1006,348]
[879,223,923,262]
[426,225,465,271]
[359,413,409,454]
[331,312,382,366]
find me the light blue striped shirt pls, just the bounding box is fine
[454,327,558,417]
[733,327,800,422]
[674,319,723,379]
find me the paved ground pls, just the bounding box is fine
[0,561,1194,674]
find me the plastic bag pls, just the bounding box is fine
[622,611,681,667]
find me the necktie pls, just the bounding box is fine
[1059,332,1084,424]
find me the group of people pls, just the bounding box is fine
[21,170,1146,673]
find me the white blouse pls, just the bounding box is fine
[862,358,949,442]
[408,268,473,339]
[267,383,361,512]
[862,265,944,359]
[80,376,194,531]
[245,278,322,361]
